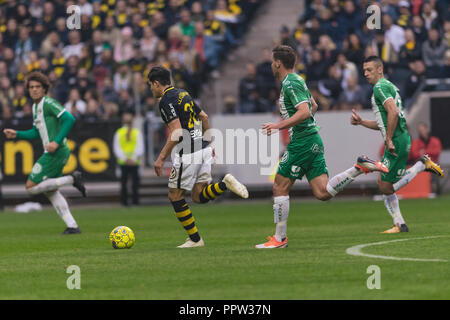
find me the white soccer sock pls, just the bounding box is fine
[27,176,74,195]
[45,190,78,228]
[393,161,426,192]
[274,195,289,242]
[383,194,405,226]
[326,166,363,197]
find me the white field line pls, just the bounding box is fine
[346,236,449,262]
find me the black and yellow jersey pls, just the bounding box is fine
[158,86,208,154]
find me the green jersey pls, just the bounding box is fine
[371,78,408,140]
[279,73,318,141]
[32,96,69,151]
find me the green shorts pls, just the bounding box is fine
[381,133,411,183]
[277,133,328,181]
[28,146,70,184]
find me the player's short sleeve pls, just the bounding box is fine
[283,80,310,108]
[45,97,66,118]
[159,97,178,124]
[374,83,394,106]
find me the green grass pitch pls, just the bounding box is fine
[1,195,449,299]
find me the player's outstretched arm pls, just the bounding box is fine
[350,109,379,130]
[5,126,40,140]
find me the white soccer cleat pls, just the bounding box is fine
[223,174,249,199]
[177,237,205,248]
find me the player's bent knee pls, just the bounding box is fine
[168,190,184,202]
[315,189,331,201]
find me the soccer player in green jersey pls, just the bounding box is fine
[255,46,389,248]
[3,71,86,234]
[351,56,444,233]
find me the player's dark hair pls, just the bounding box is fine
[272,45,296,69]
[148,66,171,85]
[25,71,50,93]
[364,55,384,68]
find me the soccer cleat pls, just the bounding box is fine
[255,235,288,248]
[62,227,81,234]
[71,171,86,197]
[223,174,249,199]
[381,224,409,234]
[419,154,444,177]
[355,156,389,174]
[177,237,205,248]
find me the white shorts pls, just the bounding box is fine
[168,146,213,191]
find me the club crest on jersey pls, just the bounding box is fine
[280,151,289,164]
[169,167,177,179]
[383,158,390,168]
[32,163,42,174]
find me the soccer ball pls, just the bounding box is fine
[109,226,135,249]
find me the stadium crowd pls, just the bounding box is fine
[237,0,450,113]
[0,0,263,126]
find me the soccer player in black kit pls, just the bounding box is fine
[148,66,248,248]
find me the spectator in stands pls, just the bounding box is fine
[64,88,87,118]
[280,25,297,50]
[367,30,398,67]
[444,19,450,47]
[55,17,69,45]
[62,31,84,60]
[318,64,342,106]
[151,11,169,40]
[103,16,122,48]
[41,32,63,58]
[167,25,183,54]
[114,63,132,92]
[238,62,258,113]
[396,1,412,28]
[114,27,135,63]
[422,1,439,30]
[410,122,442,164]
[334,53,358,91]
[338,0,362,40]
[297,32,313,67]
[398,28,423,69]
[178,8,196,39]
[383,13,405,53]
[3,18,19,49]
[316,34,338,68]
[338,75,366,110]
[411,15,428,44]
[15,26,34,63]
[140,26,159,62]
[306,49,328,83]
[191,1,205,22]
[256,48,277,100]
[422,28,447,77]
[83,98,103,122]
[343,33,364,67]
[305,17,323,46]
